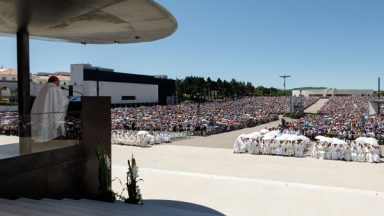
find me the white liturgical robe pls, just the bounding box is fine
[31,83,69,142]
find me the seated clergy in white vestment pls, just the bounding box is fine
[372,146,381,163]
[31,76,69,142]
[234,134,247,153]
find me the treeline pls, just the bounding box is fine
[176,76,286,102]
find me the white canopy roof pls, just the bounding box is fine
[0,0,177,44]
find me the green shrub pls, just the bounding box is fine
[96,144,116,202]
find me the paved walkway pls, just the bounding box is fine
[168,116,295,149]
[305,98,328,113]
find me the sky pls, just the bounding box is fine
[0,0,383,89]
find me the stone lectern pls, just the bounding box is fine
[0,96,111,199]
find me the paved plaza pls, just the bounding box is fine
[112,134,384,216]
[111,100,384,215]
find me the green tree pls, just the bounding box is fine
[245,82,255,96]
[216,78,223,98]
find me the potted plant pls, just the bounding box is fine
[125,155,143,205]
[96,144,116,202]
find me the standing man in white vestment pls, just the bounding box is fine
[31,76,69,142]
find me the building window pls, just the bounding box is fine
[12,77,16,81]
[2,77,6,80]
[64,82,66,85]
[39,81,42,84]
[122,96,136,100]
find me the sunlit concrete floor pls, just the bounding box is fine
[112,126,384,216]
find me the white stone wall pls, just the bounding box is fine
[70,64,90,86]
[100,81,158,104]
[292,89,374,97]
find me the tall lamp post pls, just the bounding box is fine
[279,74,291,96]
[196,92,201,117]
[378,77,380,100]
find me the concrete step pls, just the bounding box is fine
[60,199,142,216]
[36,198,117,216]
[0,198,221,216]
[13,198,135,216]
[0,199,58,216]
[16,198,96,216]
[0,211,19,216]
[68,198,218,216]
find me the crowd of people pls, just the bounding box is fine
[311,136,381,163]
[234,128,381,163]
[2,95,384,162]
[112,96,319,136]
[0,97,319,139]
[234,129,310,157]
[0,111,81,140]
[281,96,384,144]
[0,111,18,136]
[112,130,191,147]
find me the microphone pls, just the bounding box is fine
[61,86,72,97]
[73,90,84,96]
[61,86,84,96]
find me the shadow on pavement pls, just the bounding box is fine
[145,199,225,215]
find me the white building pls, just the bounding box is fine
[29,64,176,105]
[0,69,17,81]
[31,73,71,86]
[0,69,17,100]
[292,88,374,97]
[69,64,176,105]
[30,73,71,97]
